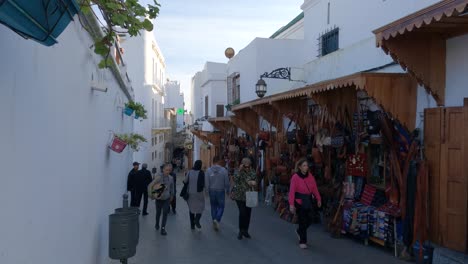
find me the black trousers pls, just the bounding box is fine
[155,199,170,228]
[189,212,202,227]
[236,200,252,232]
[296,205,313,244]
[131,189,148,213]
[171,196,176,212]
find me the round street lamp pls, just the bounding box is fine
[255,78,267,98]
[193,121,200,130]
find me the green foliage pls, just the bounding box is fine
[133,102,148,119]
[77,0,160,68]
[116,133,147,151]
[125,101,148,119]
[232,99,240,105]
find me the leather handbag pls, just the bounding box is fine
[275,165,287,174]
[259,131,270,141]
[311,147,323,164]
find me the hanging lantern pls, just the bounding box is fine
[0,0,80,46]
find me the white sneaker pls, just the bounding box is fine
[299,244,308,249]
[213,220,219,231]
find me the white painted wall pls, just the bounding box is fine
[272,15,304,40]
[227,38,306,103]
[191,71,203,122]
[120,29,167,169]
[0,18,134,264]
[446,34,468,107]
[301,0,440,62]
[200,62,227,119]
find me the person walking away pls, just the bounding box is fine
[148,164,174,236]
[127,162,140,207]
[135,163,153,215]
[184,160,205,230]
[206,156,230,231]
[167,163,177,214]
[231,157,257,240]
[289,158,322,249]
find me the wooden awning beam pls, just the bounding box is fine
[373,0,468,106]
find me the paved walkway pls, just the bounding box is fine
[111,173,405,264]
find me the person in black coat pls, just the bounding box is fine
[127,161,140,208]
[137,163,153,215]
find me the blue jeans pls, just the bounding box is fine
[209,190,225,222]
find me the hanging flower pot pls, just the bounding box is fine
[0,0,80,46]
[124,107,134,116]
[134,114,139,119]
[109,135,127,153]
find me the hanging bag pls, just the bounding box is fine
[246,187,258,208]
[286,118,297,144]
[179,171,190,200]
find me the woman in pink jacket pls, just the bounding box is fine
[289,157,322,249]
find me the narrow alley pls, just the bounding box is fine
[112,172,404,264]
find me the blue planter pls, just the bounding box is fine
[0,0,80,46]
[124,107,134,116]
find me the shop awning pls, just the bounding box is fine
[373,0,468,106]
[208,117,234,133]
[0,0,80,46]
[232,72,418,129]
[191,130,222,145]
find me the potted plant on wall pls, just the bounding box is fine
[124,101,137,116]
[115,133,147,151]
[123,101,148,119]
[133,102,148,119]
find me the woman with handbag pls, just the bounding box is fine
[184,160,205,230]
[230,157,257,240]
[289,157,322,249]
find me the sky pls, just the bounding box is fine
[144,0,304,110]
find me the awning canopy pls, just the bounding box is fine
[191,130,222,145]
[232,72,418,129]
[207,117,234,133]
[373,0,468,106]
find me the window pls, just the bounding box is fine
[152,138,154,146]
[227,73,240,105]
[319,27,339,56]
[216,104,224,117]
[155,136,158,144]
[152,152,154,161]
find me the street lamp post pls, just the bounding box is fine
[255,67,305,98]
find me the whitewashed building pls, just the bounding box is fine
[0,11,136,264]
[190,62,227,161]
[119,29,169,170]
[165,80,185,132]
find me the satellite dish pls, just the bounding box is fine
[225,47,235,59]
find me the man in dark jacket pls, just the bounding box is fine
[136,163,153,215]
[127,162,140,208]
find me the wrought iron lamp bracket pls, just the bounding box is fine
[260,67,291,81]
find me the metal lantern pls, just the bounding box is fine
[255,78,267,98]
[193,121,200,130]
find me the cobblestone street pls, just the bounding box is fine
[112,173,405,264]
